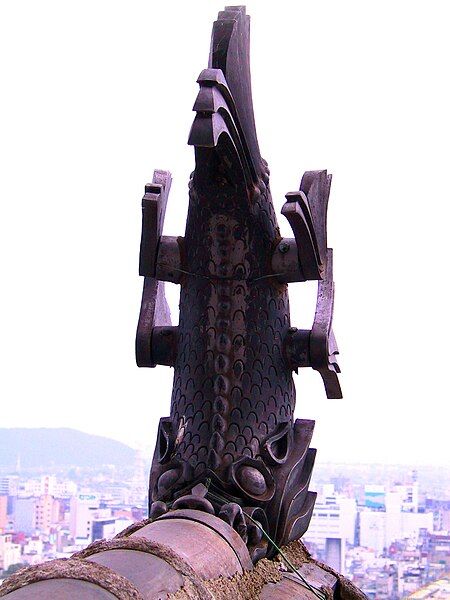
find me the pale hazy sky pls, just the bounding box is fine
[1,1,449,466]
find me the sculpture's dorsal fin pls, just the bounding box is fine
[189,6,264,188]
[210,7,262,177]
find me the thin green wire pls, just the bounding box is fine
[243,510,327,600]
[203,482,327,600]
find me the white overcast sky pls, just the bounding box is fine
[1,1,449,466]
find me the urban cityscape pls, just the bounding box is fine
[1,452,449,599]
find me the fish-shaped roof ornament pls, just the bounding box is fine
[136,5,342,561]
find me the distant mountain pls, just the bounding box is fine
[0,428,136,469]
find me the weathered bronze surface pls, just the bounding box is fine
[137,5,342,560]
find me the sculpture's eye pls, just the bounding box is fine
[263,422,292,465]
[231,457,275,502]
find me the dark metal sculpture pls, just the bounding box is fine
[136,5,341,561]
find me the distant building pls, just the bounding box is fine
[22,536,44,566]
[364,481,419,513]
[365,485,386,510]
[360,492,433,555]
[0,477,19,517]
[442,510,450,532]
[0,533,21,572]
[359,511,386,555]
[129,449,147,506]
[421,531,450,569]
[92,518,116,542]
[34,495,59,534]
[40,475,56,496]
[393,482,419,513]
[0,477,19,497]
[0,497,7,532]
[69,493,100,543]
[14,498,35,536]
[303,485,357,572]
[53,480,77,499]
[54,527,71,553]
[401,512,433,540]
[425,498,450,532]
[18,476,77,501]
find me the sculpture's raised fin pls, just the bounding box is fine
[136,170,172,368]
[310,249,342,399]
[286,248,342,399]
[282,170,331,280]
[189,6,264,188]
[210,7,262,178]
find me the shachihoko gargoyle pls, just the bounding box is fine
[136,5,341,563]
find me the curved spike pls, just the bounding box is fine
[209,6,263,177]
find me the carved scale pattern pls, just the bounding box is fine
[171,172,294,481]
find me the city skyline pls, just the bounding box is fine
[2,456,450,598]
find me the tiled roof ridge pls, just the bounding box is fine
[0,558,143,599]
[0,536,367,599]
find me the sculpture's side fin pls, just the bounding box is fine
[286,248,342,399]
[136,170,174,368]
[281,170,331,281]
[281,171,342,398]
[310,249,342,398]
[139,170,171,277]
